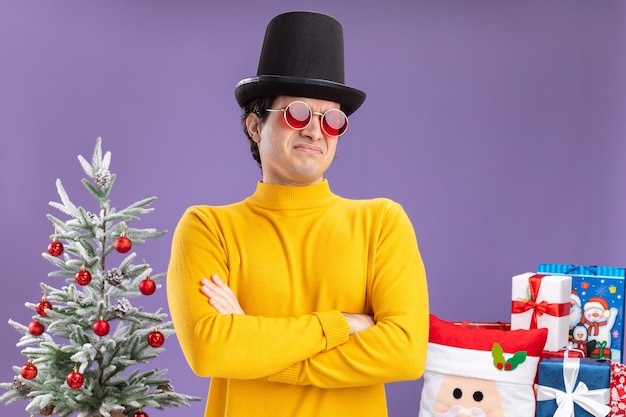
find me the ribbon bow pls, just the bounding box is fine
[537,357,610,417]
[511,274,570,329]
[562,342,587,358]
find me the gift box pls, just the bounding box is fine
[537,264,626,362]
[541,343,586,359]
[511,272,571,351]
[610,360,626,417]
[589,342,612,360]
[537,357,611,417]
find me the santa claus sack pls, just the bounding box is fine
[537,263,626,362]
[419,315,548,417]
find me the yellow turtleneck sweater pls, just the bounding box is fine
[167,180,429,417]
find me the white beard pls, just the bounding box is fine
[433,405,488,417]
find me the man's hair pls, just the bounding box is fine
[241,96,276,168]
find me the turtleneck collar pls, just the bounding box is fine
[246,179,338,210]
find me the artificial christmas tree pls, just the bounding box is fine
[0,138,199,416]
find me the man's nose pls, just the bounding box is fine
[300,114,324,142]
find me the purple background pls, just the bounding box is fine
[2,1,625,415]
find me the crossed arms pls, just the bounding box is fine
[200,274,376,335]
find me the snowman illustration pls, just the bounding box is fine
[581,296,618,350]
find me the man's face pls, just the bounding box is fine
[248,95,341,186]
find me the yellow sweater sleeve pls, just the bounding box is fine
[268,203,429,388]
[166,207,351,380]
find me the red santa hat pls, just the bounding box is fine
[419,315,548,417]
[584,296,611,318]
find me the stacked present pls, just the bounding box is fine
[511,264,626,417]
[534,264,626,362]
[536,357,611,417]
[418,264,626,417]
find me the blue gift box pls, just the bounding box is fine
[537,263,626,362]
[536,357,610,417]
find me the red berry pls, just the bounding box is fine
[28,320,44,336]
[20,362,38,380]
[114,236,132,253]
[134,410,149,417]
[66,370,84,389]
[93,319,110,337]
[47,240,64,257]
[147,329,164,347]
[139,277,156,295]
[505,363,512,370]
[496,362,504,370]
[75,268,92,286]
[36,299,52,316]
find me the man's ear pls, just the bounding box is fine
[246,113,261,143]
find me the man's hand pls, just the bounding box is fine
[200,274,245,315]
[342,313,375,335]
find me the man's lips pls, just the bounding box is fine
[294,143,323,154]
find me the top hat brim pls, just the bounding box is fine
[235,75,366,116]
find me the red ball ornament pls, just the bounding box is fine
[36,297,52,316]
[47,240,64,257]
[75,268,92,286]
[114,235,132,253]
[20,361,38,380]
[93,318,110,337]
[28,320,45,336]
[133,410,149,417]
[139,277,156,295]
[66,369,84,389]
[147,329,164,347]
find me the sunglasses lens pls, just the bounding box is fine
[284,101,311,129]
[321,109,348,136]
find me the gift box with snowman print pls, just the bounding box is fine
[537,264,626,362]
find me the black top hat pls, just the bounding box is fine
[235,11,366,116]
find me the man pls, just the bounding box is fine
[167,11,429,417]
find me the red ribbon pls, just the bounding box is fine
[511,274,570,329]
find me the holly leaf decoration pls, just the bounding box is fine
[504,351,527,371]
[492,342,527,371]
[491,342,506,370]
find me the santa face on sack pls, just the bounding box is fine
[433,374,504,417]
[420,315,547,417]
